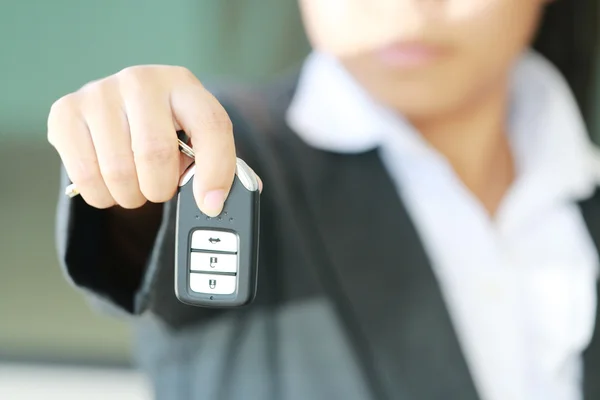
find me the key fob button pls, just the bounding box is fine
[191,230,238,253]
[189,273,237,295]
[190,252,237,273]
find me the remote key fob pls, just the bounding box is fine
[174,158,260,307]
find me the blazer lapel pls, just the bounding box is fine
[579,189,600,399]
[282,134,481,399]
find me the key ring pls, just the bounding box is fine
[64,139,195,198]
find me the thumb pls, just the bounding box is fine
[170,87,237,217]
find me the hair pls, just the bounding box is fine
[532,0,599,130]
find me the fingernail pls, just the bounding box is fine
[202,189,226,217]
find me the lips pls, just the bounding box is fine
[376,41,447,68]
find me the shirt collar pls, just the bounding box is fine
[285,51,391,153]
[285,50,600,202]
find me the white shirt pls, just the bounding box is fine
[286,50,600,400]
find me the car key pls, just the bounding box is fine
[174,150,261,308]
[64,136,260,307]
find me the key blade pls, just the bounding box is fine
[65,183,79,198]
[178,139,195,159]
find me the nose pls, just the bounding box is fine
[375,0,447,13]
[370,0,445,37]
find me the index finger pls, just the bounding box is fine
[170,85,237,217]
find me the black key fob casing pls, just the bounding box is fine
[175,158,260,307]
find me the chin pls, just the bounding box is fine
[370,81,467,122]
[345,62,467,118]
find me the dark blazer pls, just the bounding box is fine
[56,76,600,400]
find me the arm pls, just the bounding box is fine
[56,164,162,315]
[54,93,262,327]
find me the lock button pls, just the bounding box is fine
[189,273,237,295]
[190,252,237,273]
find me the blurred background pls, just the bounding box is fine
[0,1,308,398]
[2,1,600,399]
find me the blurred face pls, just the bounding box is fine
[299,0,548,120]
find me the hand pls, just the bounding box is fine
[48,65,238,217]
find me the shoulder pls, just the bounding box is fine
[202,73,302,169]
[205,73,299,134]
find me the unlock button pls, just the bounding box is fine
[189,273,236,295]
[190,252,237,273]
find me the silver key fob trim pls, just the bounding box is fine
[178,157,260,192]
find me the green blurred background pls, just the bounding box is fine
[0,0,309,367]
[2,0,600,371]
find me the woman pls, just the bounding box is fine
[48,0,600,399]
